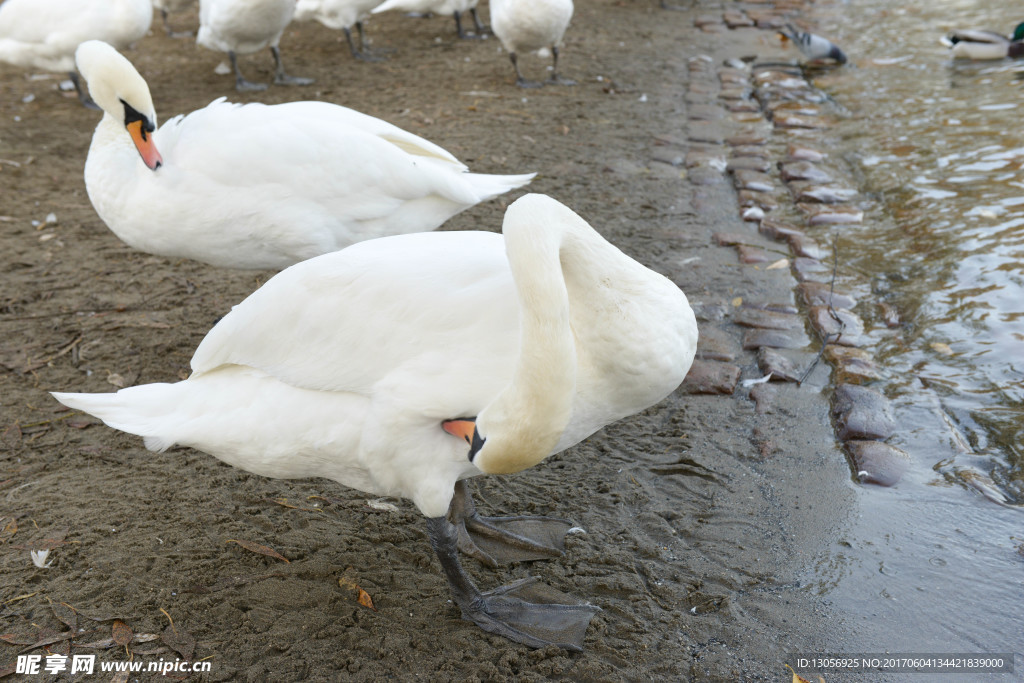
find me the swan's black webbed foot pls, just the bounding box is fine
[427,515,600,650]
[448,480,571,567]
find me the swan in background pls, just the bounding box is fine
[778,23,847,64]
[371,0,487,40]
[197,0,311,91]
[294,0,390,61]
[490,0,574,88]
[152,0,196,38]
[52,192,699,650]
[0,0,151,107]
[75,41,534,269]
[943,21,1024,60]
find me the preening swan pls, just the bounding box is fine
[197,0,311,91]
[76,40,534,269]
[0,0,151,107]
[490,0,575,87]
[52,193,699,649]
[371,0,487,40]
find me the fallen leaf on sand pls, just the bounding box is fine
[784,663,824,682]
[338,576,377,611]
[112,619,133,648]
[227,539,290,563]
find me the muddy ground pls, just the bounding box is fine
[1,1,864,680]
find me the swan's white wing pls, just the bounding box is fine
[191,231,520,416]
[156,100,481,208]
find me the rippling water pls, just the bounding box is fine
[789,0,1024,666]
[810,0,1024,504]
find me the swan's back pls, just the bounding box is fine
[192,231,521,412]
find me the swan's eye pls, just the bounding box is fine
[121,99,154,139]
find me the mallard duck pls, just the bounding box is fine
[53,193,699,650]
[76,40,534,269]
[944,21,1024,60]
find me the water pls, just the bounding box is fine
[784,0,1024,670]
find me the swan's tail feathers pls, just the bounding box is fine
[51,385,180,453]
[466,171,537,202]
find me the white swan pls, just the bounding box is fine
[294,0,389,61]
[197,0,310,91]
[152,0,196,37]
[371,0,487,40]
[0,0,151,106]
[490,0,574,87]
[76,40,534,270]
[52,193,698,649]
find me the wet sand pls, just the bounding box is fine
[1,1,867,680]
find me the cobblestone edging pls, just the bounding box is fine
[677,3,911,487]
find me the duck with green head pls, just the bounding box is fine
[945,21,1024,60]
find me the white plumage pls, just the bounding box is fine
[197,0,310,90]
[52,193,697,647]
[371,0,486,40]
[52,192,697,518]
[76,40,534,269]
[490,0,574,87]
[294,0,389,60]
[0,0,151,104]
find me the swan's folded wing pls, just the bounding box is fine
[158,100,472,206]
[283,101,467,170]
[189,231,518,397]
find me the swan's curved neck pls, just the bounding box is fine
[473,198,588,475]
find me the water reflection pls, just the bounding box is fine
[816,0,1024,506]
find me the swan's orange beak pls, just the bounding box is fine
[443,419,475,444]
[126,119,163,170]
[442,418,485,462]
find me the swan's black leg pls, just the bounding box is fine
[69,71,100,109]
[270,46,314,86]
[454,11,485,39]
[230,51,267,91]
[426,515,599,650]
[510,53,543,88]
[344,23,390,61]
[546,46,576,86]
